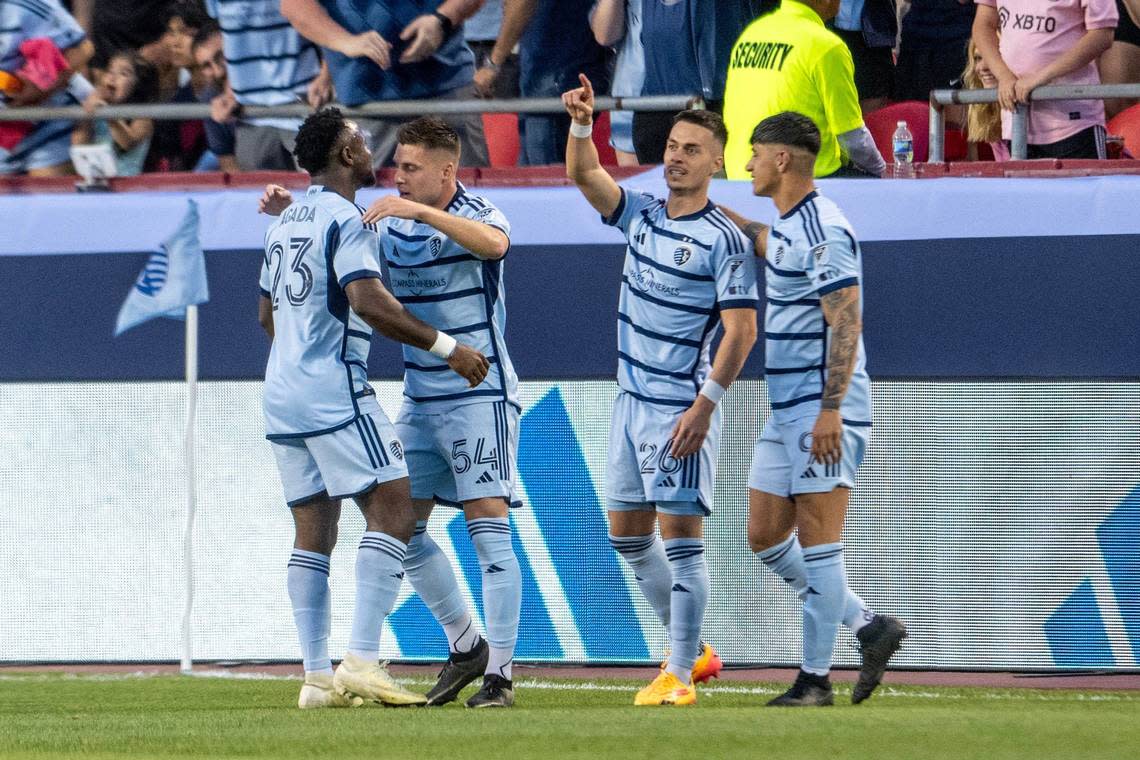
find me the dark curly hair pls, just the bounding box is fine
[294,107,348,175]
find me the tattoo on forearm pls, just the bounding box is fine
[820,287,861,411]
[741,222,766,245]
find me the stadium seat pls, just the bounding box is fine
[864,101,930,163]
[1106,103,1140,158]
[483,112,520,167]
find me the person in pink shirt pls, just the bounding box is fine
[973,0,1118,158]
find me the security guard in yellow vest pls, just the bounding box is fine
[722,0,886,178]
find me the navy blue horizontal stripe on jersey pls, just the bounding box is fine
[405,356,498,373]
[629,248,714,281]
[227,46,316,66]
[638,214,713,250]
[352,388,375,399]
[618,351,695,380]
[386,253,478,269]
[622,277,713,315]
[399,286,484,304]
[338,268,382,288]
[620,388,693,408]
[218,19,294,33]
[265,415,359,440]
[766,331,826,340]
[766,364,825,374]
[768,296,820,306]
[718,299,758,310]
[346,328,370,340]
[447,321,491,335]
[259,287,270,299]
[843,419,873,427]
[0,27,22,34]
[766,259,807,278]
[388,228,435,242]
[770,392,823,410]
[403,387,506,404]
[817,276,860,295]
[618,312,702,348]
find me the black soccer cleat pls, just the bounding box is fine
[465,674,515,708]
[425,637,489,706]
[852,614,908,704]
[766,670,834,707]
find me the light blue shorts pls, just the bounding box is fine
[749,415,870,497]
[270,411,409,506]
[395,400,520,508]
[606,391,719,515]
[0,120,75,174]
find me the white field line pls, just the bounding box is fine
[0,671,1137,703]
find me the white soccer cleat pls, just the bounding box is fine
[334,653,428,707]
[298,672,362,709]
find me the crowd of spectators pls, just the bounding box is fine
[0,0,1138,177]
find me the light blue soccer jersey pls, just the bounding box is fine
[205,0,318,129]
[381,183,519,410]
[260,186,384,439]
[603,188,759,407]
[764,190,871,424]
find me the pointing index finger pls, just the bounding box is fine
[578,73,593,97]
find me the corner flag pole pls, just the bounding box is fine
[181,304,199,674]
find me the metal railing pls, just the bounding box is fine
[929,82,1140,162]
[0,94,702,123]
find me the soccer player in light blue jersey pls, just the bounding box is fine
[360,117,522,709]
[719,112,907,707]
[261,116,522,708]
[562,75,759,706]
[258,108,489,709]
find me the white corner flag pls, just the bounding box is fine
[114,199,209,674]
[115,199,209,336]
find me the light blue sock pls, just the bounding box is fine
[801,542,847,676]
[404,521,479,654]
[758,533,872,633]
[663,538,708,683]
[468,517,520,680]
[346,531,407,660]
[609,534,672,627]
[287,549,332,674]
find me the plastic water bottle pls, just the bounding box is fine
[892,120,915,179]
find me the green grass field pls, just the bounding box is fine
[1,672,1137,760]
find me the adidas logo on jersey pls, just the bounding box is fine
[486,564,506,574]
[658,476,676,488]
[476,471,495,484]
[671,583,690,593]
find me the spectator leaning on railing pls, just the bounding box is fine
[205,0,332,171]
[962,39,1008,161]
[280,0,489,168]
[722,0,885,179]
[973,0,1117,159]
[191,21,238,173]
[0,0,94,176]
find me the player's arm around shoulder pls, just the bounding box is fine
[362,195,509,260]
[716,203,769,258]
[562,73,622,219]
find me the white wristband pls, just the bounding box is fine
[570,121,593,139]
[699,379,725,405]
[429,331,457,359]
